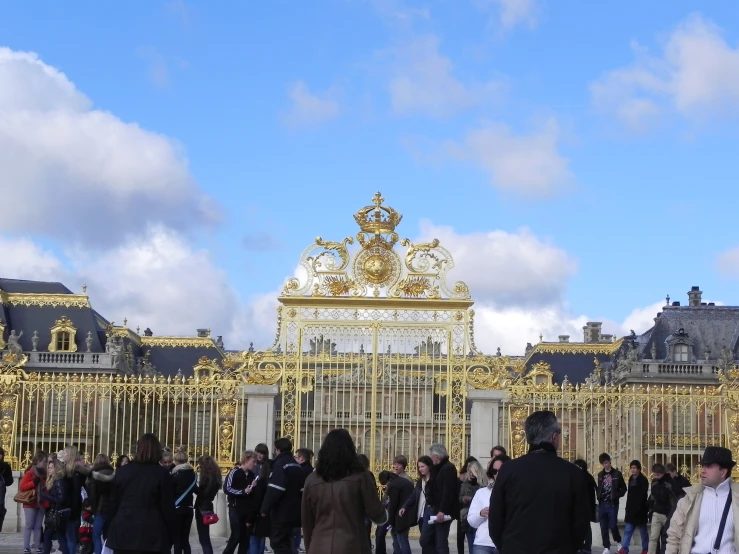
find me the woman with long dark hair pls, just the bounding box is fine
[194,456,222,554]
[106,433,176,554]
[301,429,387,554]
[398,456,433,554]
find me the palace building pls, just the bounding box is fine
[2,195,739,481]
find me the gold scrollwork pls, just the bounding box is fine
[140,337,217,348]
[48,316,78,352]
[0,290,90,309]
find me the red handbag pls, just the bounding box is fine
[201,511,219,525]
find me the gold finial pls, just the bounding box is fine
[82,283,87,293]
[353,192,402,235]
[123,318,128,327]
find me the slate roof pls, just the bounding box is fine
[525,351,613,384]
[1,277,226,377]
[0,279,73,294]
[1,304,107,352]
[143,345,224,378]
[641,305,739,359]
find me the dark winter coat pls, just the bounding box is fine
[106,461,176,554]
[624,472,650,525]
[582,470,598,522]
[70,466,92,520]
[670,473,691,499]
[399,478,429,528]
[387,475,414,532]
[40,475,72,510]
[649,475,677,517]
[459,477,482,533]
[87,465,114,515]
[597,467,627,506]
[194,472,221,513]
[489,444,590,554]
[427,457,458,518]
[301,470,387,554]
[260,451,307,526]
[0,461,13,487]
[171,463,197,510]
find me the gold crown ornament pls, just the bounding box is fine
[353,192,403,236]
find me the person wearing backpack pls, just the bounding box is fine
[223,451,259,554]
[171,450,198,554]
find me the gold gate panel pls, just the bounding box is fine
[490,361,739,483]
[275,193,474,470]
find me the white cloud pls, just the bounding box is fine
[0,237,66,282]
[717,247,739,278]
[417,221,577,307]
[621,300,665,335]
[282,81,341,129]
[0,46,217,247]
[443,118,572,196]
[0,228,281,351]
[591,14,739,129]
[477,0,539,30]
[388,35,505,117]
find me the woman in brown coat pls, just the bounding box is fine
[301,429,387,554]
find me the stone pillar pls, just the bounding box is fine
[244,384,279,449]
[468,389,507,466]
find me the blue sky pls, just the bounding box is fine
[1,0,739,353]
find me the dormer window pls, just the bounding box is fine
[674,344,689,362]
[665,328,694,363]
[48,316,78,353]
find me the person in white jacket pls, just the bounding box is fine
[467,455,510,554]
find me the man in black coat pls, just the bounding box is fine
[419,443,457,554]
[0,448,13,532]
[622,460,649,554]
[387,469,414,554]
[260,438,307,554]
[648,463,676,554]
[489,410,589,554]
[574,459,597,554]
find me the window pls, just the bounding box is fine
[674,344,690,362]
[55,331,71,352]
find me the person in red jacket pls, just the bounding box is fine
[20,451,49,554]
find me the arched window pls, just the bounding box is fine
[674,344,689,362]
[55,331,71,351]
[48,316,77,352]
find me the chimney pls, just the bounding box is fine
[558,335,570,343]
[688,286,702,307]
[197,328,211,338]
[583,322,602,343]
[602,334,613,342]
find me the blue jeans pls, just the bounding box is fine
[391,529,412,554]
[248,535,265,554]
[66,520,77,554]
[471,547,498,554]
[93,514,106,554]
[598,503,622,548]
[622,522,649,553]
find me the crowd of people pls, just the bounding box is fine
[5,417,739,554]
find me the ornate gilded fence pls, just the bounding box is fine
[498,362,739,481]
[0,352,280,471]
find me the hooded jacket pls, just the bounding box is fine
[19,466,47,509]
[88,465,114,515]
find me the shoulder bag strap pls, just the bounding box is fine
[175,477,197,507]
[712,491,733,554]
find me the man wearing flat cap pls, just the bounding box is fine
[666,446,739,554]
